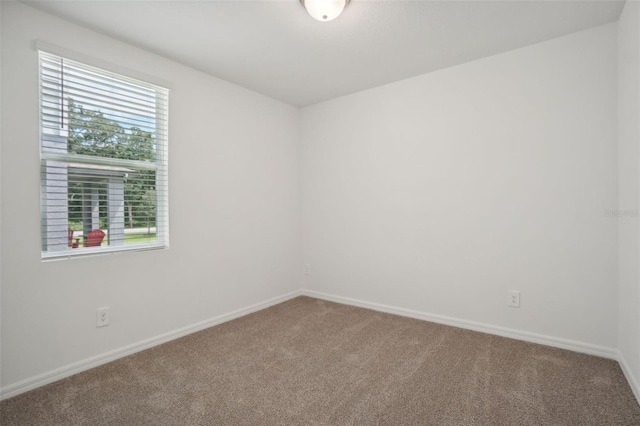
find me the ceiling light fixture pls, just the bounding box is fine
[300,0,350,22]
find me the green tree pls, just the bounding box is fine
[67,99,157,229]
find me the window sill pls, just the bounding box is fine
[41,243,168,262]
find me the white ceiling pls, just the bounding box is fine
[22,0,625,107]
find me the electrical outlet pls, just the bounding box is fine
[508,291,520,308]
[96,307,110,327]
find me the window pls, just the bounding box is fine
[39,49,169,259]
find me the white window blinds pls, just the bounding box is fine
[39,50,169,259]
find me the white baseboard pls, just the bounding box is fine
[618,350,640,404]
[302,290,619,360]
[0,289,303,401]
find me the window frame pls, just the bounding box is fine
[37,41,171,260]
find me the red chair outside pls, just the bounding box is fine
[85,229,106,247]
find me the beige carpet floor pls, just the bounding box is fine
[1,296,639,425]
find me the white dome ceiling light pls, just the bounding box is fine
[300,0,350,22]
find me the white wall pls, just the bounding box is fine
[301,23,619,350]
[0,2,301,391]
[618,0,640,395]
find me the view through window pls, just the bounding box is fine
[39,50,169,258]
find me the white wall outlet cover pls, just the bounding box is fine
[96,307,110,327]
[508,291,520,308]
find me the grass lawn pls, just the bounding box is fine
[123,233,157,245]
[75,233,156,248]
